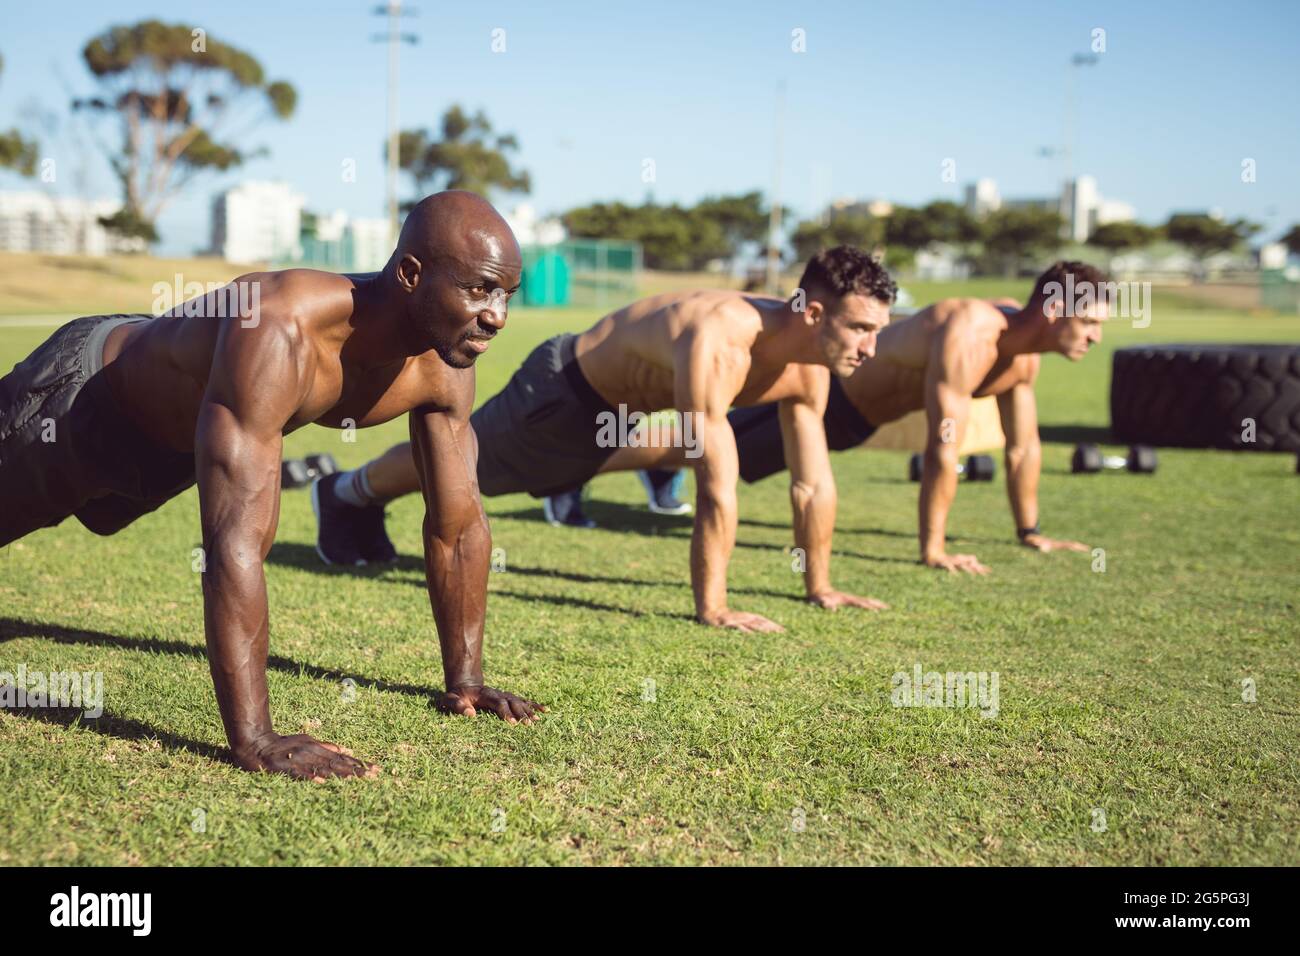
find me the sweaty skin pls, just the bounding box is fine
[838,294,1105,572]
[364,287,892,632]
[612,290,1104,576]
[100,191,541,781]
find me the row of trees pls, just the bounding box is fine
[788,203,1267,276]
[562,193,773,270]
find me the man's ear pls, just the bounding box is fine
[396,254,423,293]
[804,300,825,326]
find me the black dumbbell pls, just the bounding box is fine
[281,459,311,489]
[280,453,340,490]
[1071,443,1157,474]
[305,453,338,479]
[908,453,996,482]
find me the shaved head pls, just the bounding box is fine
[388,191,523,366]
[396,190,520,272]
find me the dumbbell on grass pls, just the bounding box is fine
[908,453,996,482]
[1070,443,1157,474]
[280,452,340,489]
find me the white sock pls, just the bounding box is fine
[333,466,378,508]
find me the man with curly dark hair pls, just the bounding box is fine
[313,246,895,632]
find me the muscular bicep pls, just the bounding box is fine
[196,316,310,546]
[924,320,989,450]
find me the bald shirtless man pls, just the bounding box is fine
[313,246,896,632]
[608,260,1108,573]
[0,191,543,781]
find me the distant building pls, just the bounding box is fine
[506,203,566,246]
[0,191,142,255]
[346,218,391,271]
[210,181,304,264]
[828,197,894,220]
[963,179,1001,218]
[297,211,390,272]
[965,174,1134,241]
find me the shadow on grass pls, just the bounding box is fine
[489,588,698,621]
[497,565,825,607]
[491,502,927,559]
[0,616,439,702]
[4,703,230,764]
[266,541,422,577]
[739,517,916,539]
[1039,423,1112,445]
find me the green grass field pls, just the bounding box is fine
[1,280,1298,865]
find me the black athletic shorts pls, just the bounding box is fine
[0,314,196,545]
[729,376,877,484]
[471,333,618,498]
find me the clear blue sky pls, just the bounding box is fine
[2,0,1297,254]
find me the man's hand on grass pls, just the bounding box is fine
[233,732,380,782]
[1021,533,1089,554]
[923,552,991,575]
[438,684,545,724]
[807,589,890,612]
[698,608,786,633]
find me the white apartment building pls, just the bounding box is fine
[966,175,1135,242]
[210,181,304,264]
[0,191,142,255]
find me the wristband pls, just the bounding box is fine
[1017,524,1040,541]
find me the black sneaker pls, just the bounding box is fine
[311,473,397,565]
[542,487,597,528]
[638,469,692,515]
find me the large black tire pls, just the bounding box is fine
[1111,344,1300,451]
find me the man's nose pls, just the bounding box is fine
[482,292,509,329]
[861,332,877,359]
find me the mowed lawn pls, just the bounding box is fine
[1,280,1297,866]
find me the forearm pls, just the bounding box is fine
[791,478,836,596]
[1005,440,1042,532]
[691,486,737,617]
[918,446,959,559]
[423,509,491,690]
[201,542,273,749]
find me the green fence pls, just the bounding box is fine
[283,236,641,311]
[1260,269,1300,313]
[530,239,641,310]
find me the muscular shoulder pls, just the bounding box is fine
[677,291,763,342]
[930,297,1005,340]
[238,268,356,335]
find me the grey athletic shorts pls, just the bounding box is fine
[0,314,196,545]
[471,333,617,498]
[728,377,877,484]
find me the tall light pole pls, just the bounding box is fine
[766,81,786,294]
[1064,52,1099,187]
[373,2,418,248]
[1062,52,1099,241]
